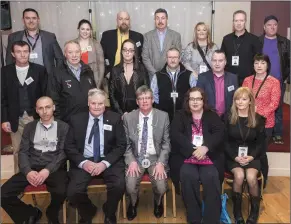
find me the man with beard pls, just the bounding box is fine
[101,11,144,76]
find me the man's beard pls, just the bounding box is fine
[119,24,129,33]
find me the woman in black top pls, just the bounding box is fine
[109,39,149,116]
[225,87,265,224]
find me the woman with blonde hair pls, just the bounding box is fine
[225,87,266,224]
[181,22,218,77]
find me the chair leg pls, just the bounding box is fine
[117,200,121,220]
[163,192,167,218]
[171,182,176,218]
[63,201,66,224]
[122,194,127,219]
[31,194,37,206]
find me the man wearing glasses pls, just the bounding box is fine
[151,47,196,121]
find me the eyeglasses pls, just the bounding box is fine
[167,56,179,60]
[137,96,152,101]
[122,49,135,54]
[189,97,203,102]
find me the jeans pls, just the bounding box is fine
[273,82,286,137]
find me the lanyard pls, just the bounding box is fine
[251,74,268,99]
[25,30,40,51]
[237,118,250,145]
[168,70,179,92]
[233,37,244,55]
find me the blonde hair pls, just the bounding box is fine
[192,22,214,49]
[64,40,81,52]
[230,87,257,128]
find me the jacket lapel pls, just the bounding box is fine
[161,29,170,55]
[152,109,158,145]
[39,30,47,64]
[80,113,89,151]
[153,30,161,53]
[209,72,216,105]
[224,72,230,111]
[88,38,97,64]
[132,109,140,154]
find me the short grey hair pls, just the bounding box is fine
[135,85,153,98]
[88,88,107,99]
[167,47,181,56]
[64,40,80,52]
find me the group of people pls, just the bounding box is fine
[1,6,290,224]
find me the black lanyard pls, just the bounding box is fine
[197,44,211,70]
[25,30,40,51]
[168,70,179,92]
[237,118,250,145]
[192,119,202,133]
[251,74,269,99]
[233,37,244,55]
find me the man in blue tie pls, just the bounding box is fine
[65,88,126,224]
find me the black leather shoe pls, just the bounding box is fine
[79,218,92,224]
[127,198,139,221]
[104,216,117,224]
[24,207,42,224]
[78,204,97,224]
[153,200,163,218]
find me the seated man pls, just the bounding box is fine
[65,88,126,224]
[123,85,170,220]
[1,96,68,224]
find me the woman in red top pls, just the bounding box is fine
[242,53,280,188]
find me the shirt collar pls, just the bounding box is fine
[213,73,224,79]
[89,112,103,122]
[233,29,248,38]
[39,118,55,129]
[139,110,153,120]
[66,61,82,71]
[166,65,180,74]
[25,29,40,38]
[157,28,167,35]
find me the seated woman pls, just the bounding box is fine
[225,87,266,224]
[242,54,280,187]
[170,87,225,224]
[109,39,149,116]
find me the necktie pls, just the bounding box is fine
[88,118,100,162]
[140,117,149,159]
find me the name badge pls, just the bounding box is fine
[25,77,34,85]
[199,65,207,74]
[29,52,38,59]
[87,46,92,51]
[136,41,141,47]
[238,146,248,157]
[232,56,239,66]
[105,59,110,66]
[103,124,112,131]
[228,85,235,92]
[171,92,179,98]
[192,135,203,146]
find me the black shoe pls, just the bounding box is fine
[104,216,117,224]
[153,200,163,218]
[79,218,92,224]
[232,192,245,224]
[79,204,97,224]
[48,219,60,224]
[24,207,42,224]
[246,195,261,224]
[273,136,284,144]
[127,201,138,221]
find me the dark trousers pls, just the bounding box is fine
[1,168,67,224]
[180,163,221,224]
[274,82,286,136]
[67,160,125,222]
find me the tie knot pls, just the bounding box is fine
[94,118,99,123]
[143,117,149,122]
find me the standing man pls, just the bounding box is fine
[1,40,47,174]
[66,89,126,224]
[151,47,196,121]
[196,50,238,121]
[48,40,96,123]
[221,10,262,86]
[1,96,69,224]
[101,11,144,76]
[259,15,290,144]
[123,85,170,220]
[6,8,64,75]
[142,8,182,78]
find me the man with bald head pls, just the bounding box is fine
[48,40,96,123]
[1,96,69,224]
[101,11,144,76]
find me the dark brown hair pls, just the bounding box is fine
[183,87,210,114]
[120,39,140,70]
[253,53,271,75]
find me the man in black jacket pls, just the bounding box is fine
[1,40,47,174]
[1,96,69,224]
[48,40,96,123]
[260,15,290,144]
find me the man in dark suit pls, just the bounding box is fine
[1,40,47,174]
[100,11,144,76]
[5,8,64,75]
[196,50,238,121]
[65,88,126,224]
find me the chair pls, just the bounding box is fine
[23,184,67,223]
[122,173,167,219]
[75,178,122,222]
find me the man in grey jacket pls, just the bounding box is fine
[1,96,68,224]
[123,85,170,220]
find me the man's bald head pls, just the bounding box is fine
[116,11,130,33]
[36,96,55,122]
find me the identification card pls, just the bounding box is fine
[141,158,151,168]
[228,85,235,92]
[192,135,203,146]
[25,77,34,85]
[171,92,179,98]
[232,56,239,66]
[29,52,38,59]
[87,46,92,51]
[105,59,110,65]
[136,41,141,47]
[199,65,207,74]
[103,124,112,131]
[238,146,248,157]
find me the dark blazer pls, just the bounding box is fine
[196,70,238,120]
[109,63,150,114]
[100,29,144,75]
[1,63,48,132]
[65,110,126,168]
[5,30,64,75]
[169,110,225,190]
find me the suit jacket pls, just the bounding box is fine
[123,108,171,166]
[5,30,64,75]
[1,63,48,132]
[196,70,238,120]
[65,110,126,168]
[100,29,144,75]
[142,28,182,75]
